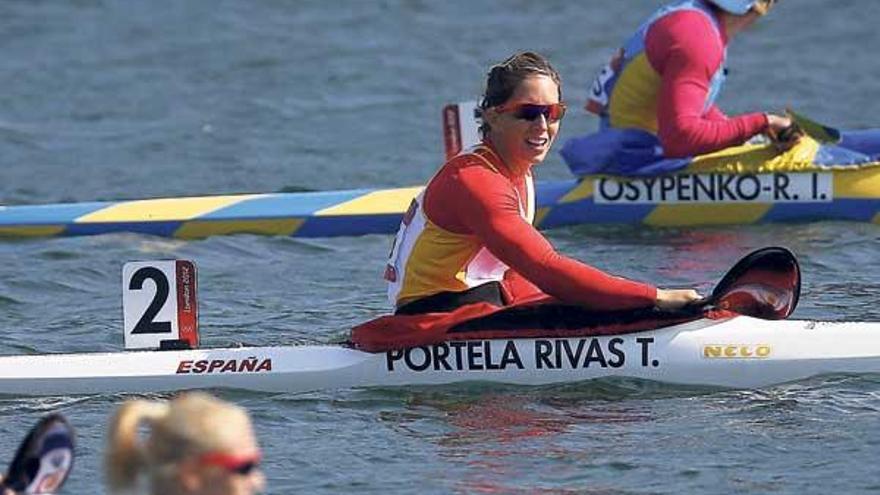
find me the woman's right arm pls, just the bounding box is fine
[447,167,659,310]
[646,11,767,157]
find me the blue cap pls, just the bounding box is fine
[708,0,760,14]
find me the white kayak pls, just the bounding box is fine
[1,315,879,396]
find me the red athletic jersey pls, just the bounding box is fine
[386,143,657,310]
[645,10,767,157]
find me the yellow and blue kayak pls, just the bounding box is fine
[0,154,878,240]
[2,107,880,241]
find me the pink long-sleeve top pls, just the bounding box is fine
[644,9,768,157]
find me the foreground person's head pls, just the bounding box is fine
[479,51,565,174]
[105,392,264,495]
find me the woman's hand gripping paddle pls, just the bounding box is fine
[768,110,841,151]
[695,246,801,320]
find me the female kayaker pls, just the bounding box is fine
[383,51,700,317]
[585,0,797,158]
[105,392,265,495]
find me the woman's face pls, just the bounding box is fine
[180,425,265,495]
[484,74,562,174]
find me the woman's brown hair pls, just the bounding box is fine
[479,51,562,135]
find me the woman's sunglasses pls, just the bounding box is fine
[200,452,262,476]
[497,103,566,123]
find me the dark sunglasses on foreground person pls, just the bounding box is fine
[199,451,262,476]
[104,392,266,495]
[0,414,75,494]
[497,102,567,123]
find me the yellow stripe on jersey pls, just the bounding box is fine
[608,54,661,133]
[389,144,530,307]
[397,218,480,306]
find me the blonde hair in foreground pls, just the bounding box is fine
[104,392,254,493]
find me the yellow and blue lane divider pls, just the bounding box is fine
[1,164,879,241]
[0,187,422,239]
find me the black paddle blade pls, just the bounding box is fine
[710,247,801,320]
[2,414,75,494]
[788,109,842,144]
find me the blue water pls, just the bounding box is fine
[0,1,879,493]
